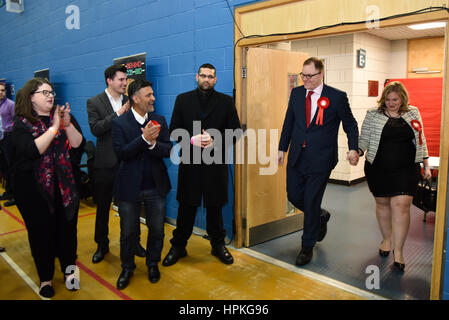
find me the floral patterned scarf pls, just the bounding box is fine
[20,115,78,221]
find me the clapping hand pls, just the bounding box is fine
[118,100,130,116]
[59,102,72,128]
[52,105,61,131]
[141,120,161,145]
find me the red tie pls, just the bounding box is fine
[302,91,314,147]
[305,91,314,128]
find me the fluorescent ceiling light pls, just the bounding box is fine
[408,22,446,30]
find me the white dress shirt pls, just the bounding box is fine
[305,82,324,122]
[105,88,123,116]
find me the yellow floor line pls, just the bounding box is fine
[0,251,49,300]
[237,247,388,300]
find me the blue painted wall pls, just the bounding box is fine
[0,0,261,240]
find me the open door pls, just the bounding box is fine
[244,47,308,247]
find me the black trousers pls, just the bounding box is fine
[286,149,331,248]
[119,188,166,271]
[170,204,226,249]
[93,165,142,248]
[15,173,78,282]
[0,133,13,197]
[93,166,118,248]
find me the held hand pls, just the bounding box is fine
[423,168,432,180]
[190,133,202,147]
[278,151,285,165]
[201,129,213,148]
[141,121,161,145]
[347,150,359,166]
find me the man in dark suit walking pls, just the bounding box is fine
[112,79,172,290]
[87,64,145,263]
[163,63,241,267]
[278,57,359,266]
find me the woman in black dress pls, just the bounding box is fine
[358,81,431,272]
[12,78,83,297]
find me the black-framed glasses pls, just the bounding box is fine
[300,72,321,80]
[198,74,216,80]
[34,90,56,97]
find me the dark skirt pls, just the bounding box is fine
[365,161,421,197]
[365,116,421,198]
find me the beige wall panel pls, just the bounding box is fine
[407,37,444,78]
[239,0,447,38]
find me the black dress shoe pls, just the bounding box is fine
[135,244,147,258]
[92,246,109,263]
[295,246,313,266]
[148,265,161,283]
[3,199,15,207]
[162,247,187,266]
[0,193,11,201]
[39,284,55,298]
[379,249,390,257]
[211,246,234,265]
[317,209,331,242]
[117,270,134,290]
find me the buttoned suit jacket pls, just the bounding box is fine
[279,84,359,173]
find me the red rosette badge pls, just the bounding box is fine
[410,119,422,145]
[315,97,330,126]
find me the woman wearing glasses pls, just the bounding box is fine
[12,78,83,298]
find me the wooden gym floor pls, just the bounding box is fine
[0,196,365,300]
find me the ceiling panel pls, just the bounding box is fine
[364,25,445,40]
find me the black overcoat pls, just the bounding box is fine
[169,89,241,206]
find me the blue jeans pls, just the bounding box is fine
[118,188,166,271]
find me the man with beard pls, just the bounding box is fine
[87,64,145,264]
[163,63,241,267]
[112,79,172,289]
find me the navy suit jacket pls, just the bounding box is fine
[279,84,359,173]
[112,110,172,201]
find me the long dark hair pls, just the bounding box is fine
[15,78,54,123]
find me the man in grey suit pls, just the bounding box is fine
[87,64,145,263]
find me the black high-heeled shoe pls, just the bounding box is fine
[39,284,55,298]
[379,241,390,257]
[393,251,405,273]
[379,249,390,257]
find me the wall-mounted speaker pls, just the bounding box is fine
[6,0,24,13]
